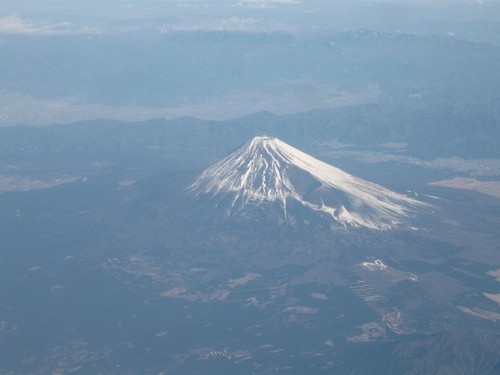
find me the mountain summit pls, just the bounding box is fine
[188,136,427,230]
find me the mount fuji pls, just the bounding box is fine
[188,136,429,230]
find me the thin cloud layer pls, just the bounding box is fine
[0,14,66,35]
[0,14,101,35]
[235,0,301,9]
[164,16,294,33]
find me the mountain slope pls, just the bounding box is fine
[188,136,428,230]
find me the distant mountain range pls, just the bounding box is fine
[1,102,499,162]
[1,27,500,159]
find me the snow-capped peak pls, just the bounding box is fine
[188,136,428,230]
